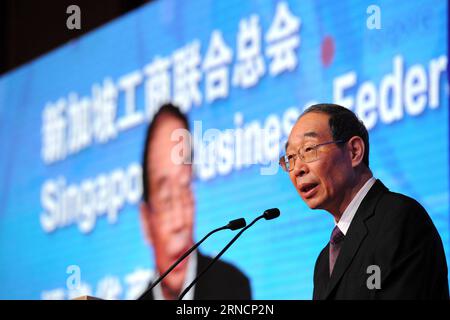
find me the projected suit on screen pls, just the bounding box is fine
[139,103,251,300]
[280,103,449,300]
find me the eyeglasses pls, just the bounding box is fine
[279,140,345,172]
[150,172,192,213]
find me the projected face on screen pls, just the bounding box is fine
[140,112,195,297]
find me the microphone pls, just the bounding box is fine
[226,218,246,230]
[178,208,281,300]
[137,217,246,300]
[263,208,280,220]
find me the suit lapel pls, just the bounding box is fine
[325,212,368,298]
[324,179,388,299]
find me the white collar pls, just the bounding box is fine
[336,177,376,235]
[152,250,198,300]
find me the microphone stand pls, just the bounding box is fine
[178,209,279,300]
[177,216,263,300]
[137,218,246,300]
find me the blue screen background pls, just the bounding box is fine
[0,0,448,299]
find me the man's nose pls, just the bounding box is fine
[292,159,309,178]
[169,201,187,231]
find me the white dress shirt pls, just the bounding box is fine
[336,177,376,235]
[152,251,198,300]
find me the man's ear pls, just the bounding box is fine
[140,202,153,246]
[347,136,365,168]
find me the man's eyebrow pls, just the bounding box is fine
[303,131,319,138]
[153,176,168,188]
[285,131,319,151]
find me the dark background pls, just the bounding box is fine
[0,0,152,76]
[1,0,448,77]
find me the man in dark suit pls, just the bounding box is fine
[139,103,251,300]
[279,103,448,299]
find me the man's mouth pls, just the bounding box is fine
[299,182,319,198]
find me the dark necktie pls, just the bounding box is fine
[329,225,345,276]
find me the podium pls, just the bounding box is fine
[72,295,102,300]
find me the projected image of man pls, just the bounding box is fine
[139,103,251,300]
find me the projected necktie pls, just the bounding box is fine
[329,226,345,276]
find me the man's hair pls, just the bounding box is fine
[141,103,189,203]
[301,103,370,167]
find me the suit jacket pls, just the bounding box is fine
[313,180,449,300]
[141,252,252,300]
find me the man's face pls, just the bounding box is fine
[286,112,354,215]
[141,114,195,293]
